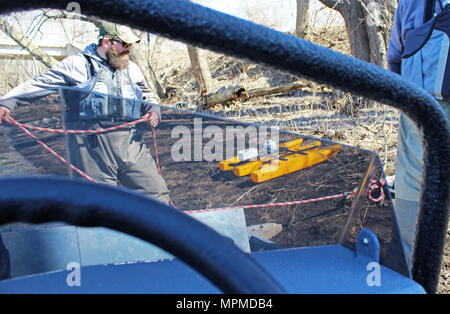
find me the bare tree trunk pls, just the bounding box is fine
[295,0,310,38]
[333,0,371,62]
[150,36,164,71]
[319,0,396,68]
[187,45,213,100]
[187,0,214,106]
[359,0,394,68]
[130,44,166,100]
[0,16,58,69]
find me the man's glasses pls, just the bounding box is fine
[109,38,132,49]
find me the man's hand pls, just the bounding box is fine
[141,111,159,128]
[0,106,10,124]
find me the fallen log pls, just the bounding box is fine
[203,81,309,108]
[204,84,248,108]
[245,81,308,98]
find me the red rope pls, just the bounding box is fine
[6,117,382,212]
[183,191,355,214]
[15,123,97,183]
[7,116,177,207]
[5,116,149,183]
[8,117,147,134]
[367,178,385,202]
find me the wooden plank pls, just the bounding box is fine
[0,44,67,60]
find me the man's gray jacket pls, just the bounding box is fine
[0,44,160,119]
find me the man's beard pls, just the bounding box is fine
[106,45,130,70]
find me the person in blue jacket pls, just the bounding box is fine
[387,0,450,270]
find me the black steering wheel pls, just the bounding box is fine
[0,176,285,293]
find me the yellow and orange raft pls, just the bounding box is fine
[219,138,341,183]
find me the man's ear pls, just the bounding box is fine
[99,38,110,48]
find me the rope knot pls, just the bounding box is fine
[368,178,386,203]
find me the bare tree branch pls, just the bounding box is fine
[42,10,103,27]
[319,0,342,12]
[0,16,58,68]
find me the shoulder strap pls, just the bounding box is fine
[424,0,437,23]
[82,54,96,79]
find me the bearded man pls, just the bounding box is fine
[0,22,171,204]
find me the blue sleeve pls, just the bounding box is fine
[387,1,405,74]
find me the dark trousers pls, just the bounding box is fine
[66,122,170,204]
